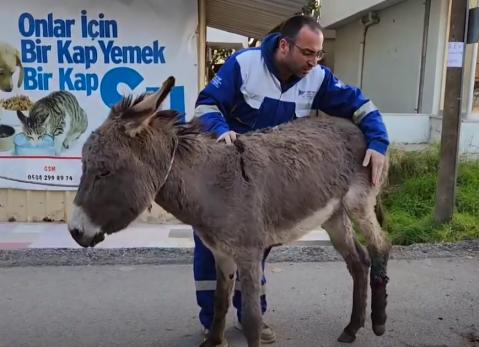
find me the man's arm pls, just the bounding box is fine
[194,53,243,141]
[313,67,389,154]
[313,67,390,185]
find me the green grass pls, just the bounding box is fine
[378,146,479,245]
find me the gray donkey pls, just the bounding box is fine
[68,76,391,347]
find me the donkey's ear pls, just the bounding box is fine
[123,76,175,137]
[123,111,154,137]
[130,76,175,114]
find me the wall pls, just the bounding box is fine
[331,20,363,86]
[421,0,449,115]
[361,0,425,113]
[322,38,336,71]
[459,120,479,153]
[329,0,450,116]
[0,189,177,223]
[319,0,476,153]
[207,27,249,48]
[383,114,431,144]
[431,117,479,154]
[320,0,403,28]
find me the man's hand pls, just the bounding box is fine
[217,130,237,145]
[362,149,385,187]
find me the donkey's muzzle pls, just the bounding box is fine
[69,227,104,248]
[69,227,83,244]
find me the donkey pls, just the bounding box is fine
[68,76,391,347]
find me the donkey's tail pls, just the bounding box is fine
[375,154,390,229]
[375,196,385,228]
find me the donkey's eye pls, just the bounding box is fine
[98,170,111,177]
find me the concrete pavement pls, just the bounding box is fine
[0,257,478,347]
[0,222,330,249]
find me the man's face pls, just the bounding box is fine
[280,26,324,78]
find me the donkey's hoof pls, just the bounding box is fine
[337,330,356,343]
[199,338,228,347]
[372,324,385,336]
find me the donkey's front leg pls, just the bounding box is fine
[200,253,236,347]
[236,257,262,347]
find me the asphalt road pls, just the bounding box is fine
[0,257,478,347]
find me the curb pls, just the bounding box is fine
[0,240,478,267]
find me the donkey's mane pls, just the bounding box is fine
[171,116,209,157]
[110,93,149,117]
[110,93,216,156]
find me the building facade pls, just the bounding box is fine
[320,0,479,153]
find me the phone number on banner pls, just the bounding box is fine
[27,174,74,182]
[27,165,74,183]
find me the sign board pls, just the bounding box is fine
[447,42,465,68]
[0,0,198,190]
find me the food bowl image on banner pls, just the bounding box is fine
[0,123,15,152]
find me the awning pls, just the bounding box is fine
[205,0,306,39]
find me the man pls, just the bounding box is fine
[193,15,389,344]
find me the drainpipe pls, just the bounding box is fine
[358,12,380,88]
[417,0,431,113]
[197,0,206,89]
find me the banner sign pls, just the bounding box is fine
[0,0,198,190]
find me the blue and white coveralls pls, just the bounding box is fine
[193,33,390,329]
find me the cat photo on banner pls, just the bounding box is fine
[16,91,88,155]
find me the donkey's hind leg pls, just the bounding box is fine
[323,207,371,343]
[200,252,236,347]
[344,185,392,337]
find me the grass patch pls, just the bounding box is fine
[378,146,479,245]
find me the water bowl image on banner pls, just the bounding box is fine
[14,133,55,156]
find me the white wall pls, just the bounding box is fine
[459,120,479,153]
[330,0,448,115]
[383,114,431,143]
[320,0,403,28]
[325,0,450,115]
[323,0,479,153]
[207,27,249,48]
[421,0,449,115]
[333,21,363,86]
[382,114,479,153]
[362,0,425,113]
[431,117,479,154]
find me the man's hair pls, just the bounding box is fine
[279,15,322,42]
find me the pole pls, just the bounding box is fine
[434,0,468,223]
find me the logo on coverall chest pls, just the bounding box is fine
[298,89,316,98]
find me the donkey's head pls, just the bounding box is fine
[68,76,178,247]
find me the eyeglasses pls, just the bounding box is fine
[290,41,326,60]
